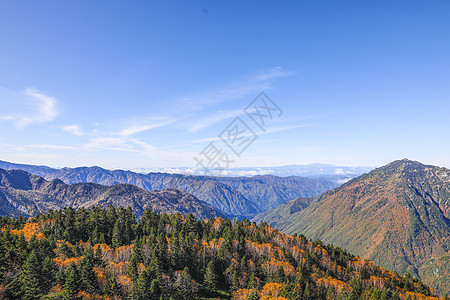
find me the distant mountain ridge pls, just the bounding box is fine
[0,168,225,220]
[131,163,373,177]
[0,160,341,218]
[254,159,450,294]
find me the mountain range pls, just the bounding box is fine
[0,160,342,218]
[131,163,373,178]
[254,159,450,294]
[0,168,225,220]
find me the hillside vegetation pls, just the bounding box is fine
[254,159,450,294]
[0,206,443,299]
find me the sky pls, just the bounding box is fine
[0,0,450,170]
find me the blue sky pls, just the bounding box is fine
[0,0,449,170]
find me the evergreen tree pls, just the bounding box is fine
[347,290,359,300]
[275,265,286,283]
[303,283,312,300]
[79,250,98,293]
[175,267,198,300]
[247,289,260,300]
[149,278,161,300]
[112,219,122,248]
[247,272,257,289]
[55,268,66,286]
[127,253,139,282]
[64,262,80,299]
[203,261,217,292]
[20,250,44,300]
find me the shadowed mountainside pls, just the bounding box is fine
[0,168,225,220]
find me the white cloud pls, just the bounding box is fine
[172,67,293,112]
[63,124,84,136]
[85,137,136,152]
[119,118,177,137]
[0,87,59,128]
[28,144,77,150]
[188,109,244,132]
[250,67,293,81]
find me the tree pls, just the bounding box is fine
[247,272,257,289]
[20,250,44,300]
[275,265,286,283]
[127,254,139,282]
[347,290,359,300]
[175,267,198,300]
[55,268,66,286]
[112,219,122,249]
[247,289,260,300]
[203,261,218,292]
[64,262,80,299]
[303,283,312,300]
[79,250,99,293]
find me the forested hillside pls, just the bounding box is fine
[0,207,443,299]
[254,159,450,294]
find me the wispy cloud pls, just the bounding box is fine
[63,124,85,137]
[0,87,59,128]
[191,123,313,145]
[118,118,177,137]
[188,109,244,132]
[28,144,77,150]
[85,137,136,152]
[250,67,293,81]
[172,67,293,112]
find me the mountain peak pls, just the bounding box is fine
[256,159,450,293]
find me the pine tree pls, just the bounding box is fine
[79,250,98,293]
[20,250,44,300]
[391,291,401,300]
[112,219,122,248]
[64,262,81,299]
[148,248,161,279]
[247,272,256,289]
[127,253,139,282]
[149,278,161,300]
[276,265,286,283]
[303,283,312,300]
[231,270,239,291]
[247,289,259,300]
[347,290,359,300]
[41,256,56,292]
[175,267,198,300]
[204,261,217,292]
[55,268,66,286]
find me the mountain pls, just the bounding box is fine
[0,168,225,220]
[131,163,373,178]
[0,160,339,218]
[254,159,450,294]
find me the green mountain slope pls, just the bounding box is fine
[0,168,225,220]
[254,159,450,294]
